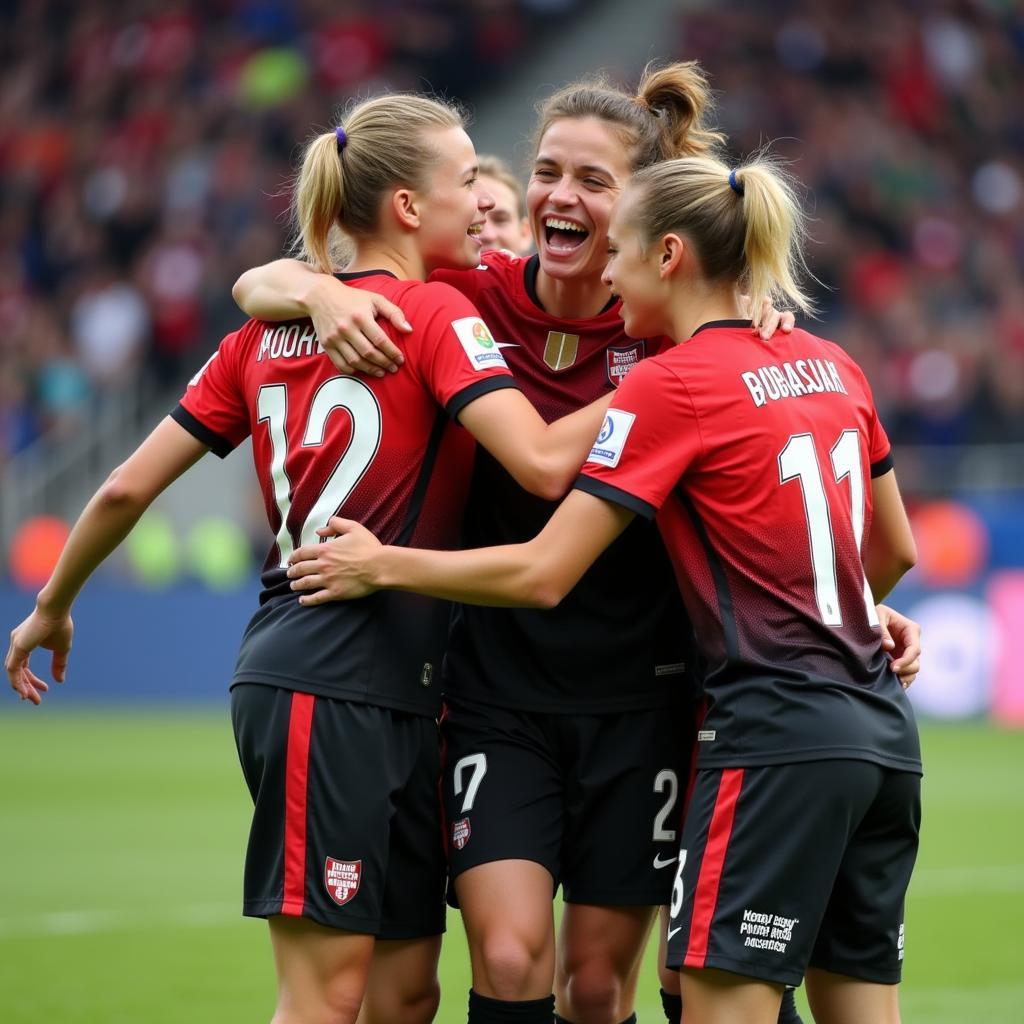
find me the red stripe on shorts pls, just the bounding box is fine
[684,767,744,968]
[281,692,316,916]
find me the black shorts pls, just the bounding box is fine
[666,760,921,986]
[440,697,697,906]
[231,684,446,939]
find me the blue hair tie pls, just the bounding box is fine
[335,125,347,152]
[729,168,744,196]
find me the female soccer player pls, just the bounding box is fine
[284,152,924,1024]
[4,93,614,1024]
[475,153,534,256]
[236,62,737,1024]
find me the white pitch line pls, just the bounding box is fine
[0,902,239,939]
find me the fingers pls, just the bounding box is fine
[780,311,796,333]
[51,649,69,684]
[289,573,325,592]
[287,559,322,581]
[375,297,413,336]
[879,619,895,651]
[758,309,782,340]
[297,588,334,607]
[289,545,324,566]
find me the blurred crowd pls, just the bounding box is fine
[0,0,588,464]
[681,0,1024,445]
[1,1,1021,470]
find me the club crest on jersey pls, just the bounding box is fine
[587,409,636,468]
[543,331,580,371]
[605,341,645,387]
[452,317,509,371]
[451,818,471,850]
[324,858,362,906]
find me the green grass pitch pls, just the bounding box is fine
[1,710,1021,1023]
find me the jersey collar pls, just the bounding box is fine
[335,269,400,281]
[522,254,618,316]
[690,318,751,337]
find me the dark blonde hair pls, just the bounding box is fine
[627,155,815,316]
[293,94,465,272]
[534,61,723,171]
[476,153,526,219]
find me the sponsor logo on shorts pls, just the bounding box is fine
[653,853,678,870]
[897,923,905,961]
[667,925,683,943]
[587,409,635,469]
[324,857,361,906]
[451,817,471,850]
[606,341,646,387]
[697,729,716,742]
[452,318,509,371]
[655,662,687,676]
[739,908,799,954]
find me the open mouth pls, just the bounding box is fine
[543,217,589,254]
[467,222,484,240]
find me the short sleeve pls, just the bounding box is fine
[576,358,702,519]
[172,328,251,457]
[405,282,519,420]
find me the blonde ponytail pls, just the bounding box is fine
[629,154,816,316]
[292,94,465,272]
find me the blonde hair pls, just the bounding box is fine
[293,94,465,272]
[628,154,816,316]
[534,61,724,170]
[476,153,525,219]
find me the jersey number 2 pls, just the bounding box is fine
[257,379,382,568]
[779,430,878,628]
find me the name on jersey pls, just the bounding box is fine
[257,323,323,362]
[741,358,848,408]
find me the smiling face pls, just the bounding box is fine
[602,192,670,339]
[527,116,633,285]
[414,126,494,273]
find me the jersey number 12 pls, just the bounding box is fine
[257,378,382,568]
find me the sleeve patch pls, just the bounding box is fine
[587,409,636,469]
[452,317,509,372]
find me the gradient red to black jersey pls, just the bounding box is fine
[577,322,920,771]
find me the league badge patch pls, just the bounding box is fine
[606,341,645,387]
[452,317,509,371]
[324,857,362,906]
[451,817,471,850]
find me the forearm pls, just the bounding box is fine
[233,259,326,321]
[371,542,562,608]
[36,478,153,615]
[538,393,613,493]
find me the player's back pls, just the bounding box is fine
[649,321,920,770]
[175,272,515,715]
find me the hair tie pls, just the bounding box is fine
[728,168,744,196]
[335,125,347,152]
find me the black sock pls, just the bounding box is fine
[777,987,804,1024]
[468,989,556,1024]
[660,988,683,1024]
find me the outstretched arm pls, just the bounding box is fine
[5,418,209,704]
[233,259,411,376]
[287,489,635,608]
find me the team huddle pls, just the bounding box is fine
[6,60,922,1024]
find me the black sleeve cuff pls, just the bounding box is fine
[573,475,657,520]
[870,450,895,478]
[171,404,236,459]
[447,376,521,421]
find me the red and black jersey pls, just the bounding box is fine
[578,320,920,770]
[172,271,517,716]
[432,252,697,714]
